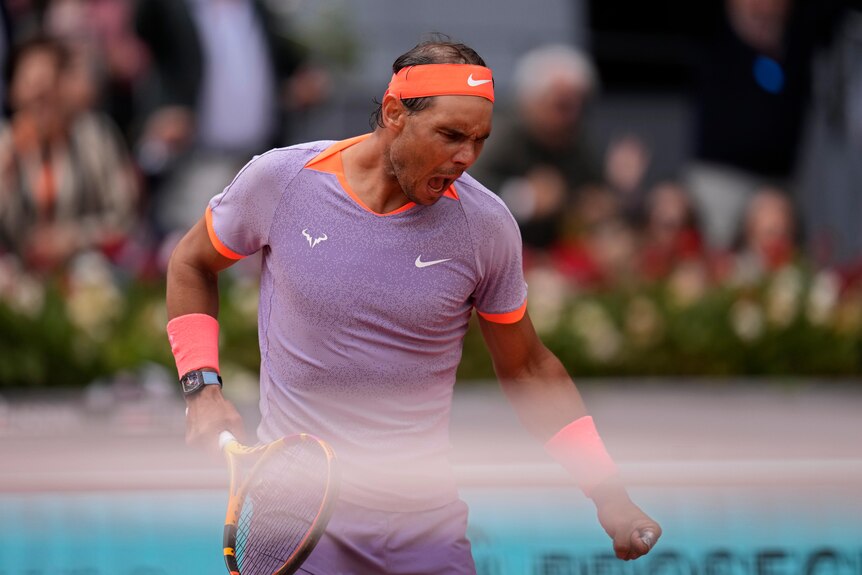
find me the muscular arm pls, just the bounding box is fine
[479,312,662,560]
[166,217,234,319]
[167,217,245,450]
[477,312,587,441]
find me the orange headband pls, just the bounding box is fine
[385,64,494,103]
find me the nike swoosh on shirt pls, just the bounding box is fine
[467,74,492,87]
[415,256,452,268]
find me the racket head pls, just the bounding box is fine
[222,434,339,575]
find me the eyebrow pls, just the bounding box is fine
[445,128,491,141]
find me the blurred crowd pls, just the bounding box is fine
[0,0,860,306]
[471,0,862,303]
[0,0,327,289]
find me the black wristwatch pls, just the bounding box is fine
[180,369,223,397]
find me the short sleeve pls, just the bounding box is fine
[472,203,528,324]
[206,150,292,259]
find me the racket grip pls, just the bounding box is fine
[219,430,237,451]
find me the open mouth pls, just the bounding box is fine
[428,176,456,195]
[428,177,448,193]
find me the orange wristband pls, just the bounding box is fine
[544,416,619,496]
[166,313,220,378]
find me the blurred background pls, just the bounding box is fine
[1,0,862,389]
[0,1,860,573]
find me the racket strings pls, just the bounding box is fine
[236,442,331,575]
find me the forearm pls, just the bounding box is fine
[496,343,588,442]
[166,254,220,319]
[502,348,660,558]
[506,352,630,506]
[165,220,225,319]
[164,222,245,447]
[480,314,624,498]
[164,218,237,379]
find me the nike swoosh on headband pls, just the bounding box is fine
[467,74,492,87]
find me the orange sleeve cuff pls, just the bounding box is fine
[477,299,527,324]
[205,206,245,260]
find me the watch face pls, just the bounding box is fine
[182,371,202,394]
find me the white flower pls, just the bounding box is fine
[806,270,841,326]
[730,299,765,342]
[570,301,621,362]
[525,266,569,334]
[66,252,124,339]
[667,261,709,308]
[0,255,45,316]
[625,296,664,348]
[766,265,803,327]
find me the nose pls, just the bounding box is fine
[452,141,481,167]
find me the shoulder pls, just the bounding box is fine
[452,172,522,258]
[454,172,518,228]
[252,140,334,169]
[235,140,335,183]
[212,140,335,210]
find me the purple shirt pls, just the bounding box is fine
[207,135,527,510]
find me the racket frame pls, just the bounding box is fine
[220,432,338,575]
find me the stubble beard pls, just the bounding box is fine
[386,141,426,205]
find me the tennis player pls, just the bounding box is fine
[166,38,661,573]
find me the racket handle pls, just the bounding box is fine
[219,430,238,451]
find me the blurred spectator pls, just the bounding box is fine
[638,180,706,282]
[470,44,605,251]
[0,37,138,274]
[43,0,150,141]
[730,185,798,283]
[797,3,862,268]
[685,0,814,251]
[549,185,639,289]
[132,0,327,239]
[472,44,651,254]
[603,132,652,221]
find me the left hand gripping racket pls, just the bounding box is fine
[219,431,340,575]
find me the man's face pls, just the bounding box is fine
[11,48,62,116]
[523,76,587,142]
[386,95,493,206]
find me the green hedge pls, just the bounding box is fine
[1,263,859,387]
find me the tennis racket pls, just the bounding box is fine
[219,431,339,575]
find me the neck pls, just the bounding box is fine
[341,131,412,214]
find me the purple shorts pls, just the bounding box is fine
[298,498,477,575]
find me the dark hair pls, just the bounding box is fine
[369,34,488,129]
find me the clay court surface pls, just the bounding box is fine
[2,380,860,491]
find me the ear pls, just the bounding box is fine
[382,93,407,132]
